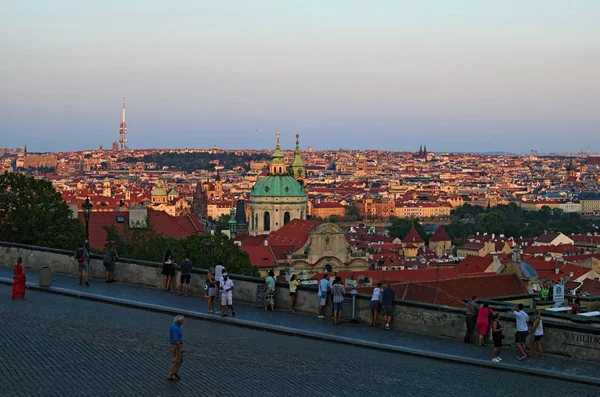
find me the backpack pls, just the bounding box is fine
[75,248,84,263]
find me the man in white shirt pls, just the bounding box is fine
[317,274,330,319]
[220,273,235,317]
[370,283,383,327]
[215,263,225,312]
[512,304,529,360]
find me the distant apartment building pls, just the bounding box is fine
[23,154,58,169]
[312,202,345,219]
[558,201,581,213]
[394,201,452,219]
[521,200,561,211]
[357,198,395,218]
[580,192,600,215]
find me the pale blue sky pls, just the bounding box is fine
[1,1,599,153]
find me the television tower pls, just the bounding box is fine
[119,97,128,151]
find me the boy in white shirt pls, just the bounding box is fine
[512,304,530,360]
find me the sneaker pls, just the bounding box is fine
[491,358,500,363]
[385,325,390,331]
[85,282,90,287]
[497,357,503,361]
[518,354,527,361]
[318,315,325,319]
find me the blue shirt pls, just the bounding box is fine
[381,288,395,305]
[169,323,183,345]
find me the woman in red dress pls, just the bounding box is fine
[476,302,493,346]
[12,257,26,300]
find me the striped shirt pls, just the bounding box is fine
[331,283,346,303]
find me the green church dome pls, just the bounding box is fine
[152,186,167,196]
[250,175,306,197]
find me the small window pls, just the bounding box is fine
[116,216,125,223]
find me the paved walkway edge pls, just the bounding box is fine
[4,278,598,387]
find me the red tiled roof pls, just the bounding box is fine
[266,219,322,250]
[535,232,562,243]
[454,255,493,274]
[523,244,580,255]
[402,226,424,244]
[312,202,344,209]
[429,226,451,242]
[240,245,277,268]
[459,242,485,251]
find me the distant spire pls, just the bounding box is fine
[419,145,422,155]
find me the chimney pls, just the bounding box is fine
[555,267,559,274]
[129,205,148,228]
[569,271,574,278]
[264,240,269,246]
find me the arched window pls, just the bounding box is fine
[263,212,270,231]
[324,264,333,273]
[284,211,290,225]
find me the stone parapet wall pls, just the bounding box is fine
[1,241,599,361]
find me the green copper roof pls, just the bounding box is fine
[290,133,306,176]
[151,186,167,196]
[168,189,177,195]
[250,175,306,197]
[271,132,285,165]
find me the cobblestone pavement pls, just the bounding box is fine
[1,286,599,397]
[0,268,596,382]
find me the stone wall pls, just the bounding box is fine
[1,241,599,361]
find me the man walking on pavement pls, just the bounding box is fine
[168,315,184,381]
[512,304,530,360]
[464,296,479,343]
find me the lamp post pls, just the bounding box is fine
[82,197,93,250]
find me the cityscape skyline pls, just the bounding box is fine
[1,1,599,153]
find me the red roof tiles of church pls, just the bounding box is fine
[402,226,424,244]
[429,226,451,242]
[266,219,322,250]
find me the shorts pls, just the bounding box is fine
[319,297,326,306]
[78,261,89,272]
[103,262,114,272]
[534,335,543,341]
[333,301,344,312]
[221,292,233,306]
[290,292,296,297]
[208,287,216,297]
[515,331,528,344]
[493,335,503,348]
[369,301,381,312]
[180,274,191,284]
[382,305,394,316]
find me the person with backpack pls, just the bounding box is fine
[103,248,118,283]
[74,243,90,287]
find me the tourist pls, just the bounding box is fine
[571,297,581,314]
[491,312,503,363]
[167,315,184,381]
[369,282,383,328]
[463,296,479,343]
[178,252,193,297]
[540,282,550,301]
[102,247,118,283]
[317,273,330,319]
[476,302,493,347]
[215,262,225,310]
[220,272,235,317]
[12,257,26,300]
[512,304,529,360]
[330,276,345,326]
[289,274,300,312]
[264,270,276,312]
[528,311,544,360]
[207,268,216,312]
[74,243,90,287]
[381,284,396,331]
[161,249,176,291]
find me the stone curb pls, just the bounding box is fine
[3,278,598,387]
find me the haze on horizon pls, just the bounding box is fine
[1,1,599,154]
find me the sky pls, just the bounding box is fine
[1,1,599,153]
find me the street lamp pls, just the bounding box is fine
[82,197,93,250]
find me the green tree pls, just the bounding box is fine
[0,172,84,249]
[345,205,360,221]
[388,218,428,241]
[215,214,230,232]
